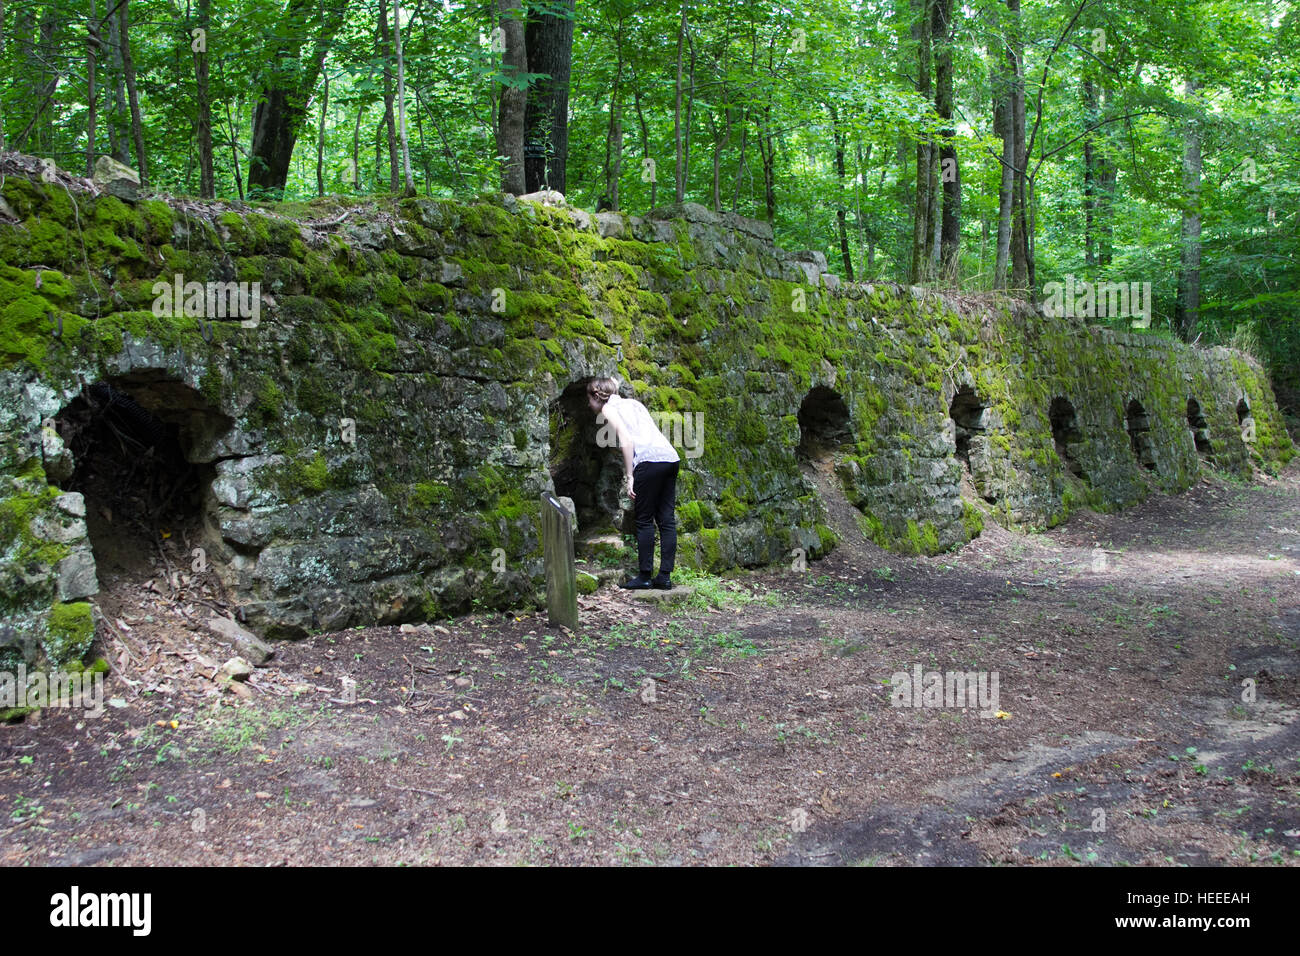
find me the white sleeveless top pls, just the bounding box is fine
[602,395,681,469]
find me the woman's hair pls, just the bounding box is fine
[586,376,620,406]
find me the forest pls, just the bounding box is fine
[1,0,1296,410]
[4,0,1300,875]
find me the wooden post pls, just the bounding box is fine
[541,494,578,630]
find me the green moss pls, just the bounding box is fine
[698,528,723,570]
[254,378,285,427]
[411,482,453,511]
[718,492,747,521]
[0,475,74,596]
[276,452,330,497]
[678,500,703,532]
[45,601,95,665]
[962,502,984,539]
[815,523,837,553]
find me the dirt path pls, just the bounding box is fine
[3,461,1298,866]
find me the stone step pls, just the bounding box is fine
[575,534,627,561]
[627,584,695,604]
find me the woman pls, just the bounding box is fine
[586,377,681,590]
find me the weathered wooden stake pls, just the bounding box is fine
[541,494,578,630]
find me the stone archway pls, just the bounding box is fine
[548,377,627,540]
[1049,396,1088,482]
[948,386,987,470]
[50,374,232,589]
[1187,397,1212,457]
[796,385,853,461]
[1125,398,1157,471]
[1237,396,1256,444]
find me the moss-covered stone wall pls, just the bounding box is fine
[0,161,1292,657]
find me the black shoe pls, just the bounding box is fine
[621,574,654,590]
[651,574,673,590]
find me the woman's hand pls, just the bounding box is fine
[625,473,636,500]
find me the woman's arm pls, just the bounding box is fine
[602,403,638,499]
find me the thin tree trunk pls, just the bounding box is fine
[0,0,5,148]
[674,1,688,203]
[107,6,128,161]
[759,107,775,222]
[934,0,960,279]
[1007,0,1029,293]
[496,0,527,194]
[604,21,624,209]
[1175,79,1202,340]
[828,101,854,281]
[634,85,655,209]
[414,86,432,195]
[910,0,933,284]
[119,0,148,186]
[351,103,363,189]
[86,0,99,176]
[195,0,214,197]
[1082,78,1096,270]
[378,0,399,191]
[223,96,244,200]
[393,0,415,196]
[316,73,329,196]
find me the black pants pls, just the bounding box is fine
[632,460,679,576]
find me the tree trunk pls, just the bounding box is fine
[86,0,99,176]
[379,0,399,192]
[1175,79,1202,340]
[634,85,655,209]
[828,101,854,282]
[195,0,214,197]
[0,0,5,148]
[106,6,128,161]
[223,93,244,200]
[119,0,148,187]
[934,0,960,279]
[247,0,348,197]
[910,0,933,284]
[1082,79,1096,270]
[523,0,575,193]
[1007,0,1029,293]
[393,0,415,196]
[674,1,688,203]
[603,22,624,209]
[496,0,528,194]
[316,73,329,196]
[759,106,776,223]
[351,102,363,190]
[992,45,1014,289]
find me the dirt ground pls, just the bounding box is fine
[3,459,1298,867]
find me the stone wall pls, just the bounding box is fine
[0,160,1292,662]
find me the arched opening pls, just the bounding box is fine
[1049,397,1088,482]
[51,375,231,588]
[797,386,853,461]
[1125,398,1157,471]
[1237,395,1255,443]
[1186,397,1212,457]
[948,387,987,468]
[549,378,627,540]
